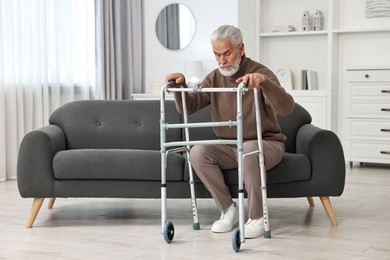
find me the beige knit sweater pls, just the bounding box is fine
[174,56,294,142]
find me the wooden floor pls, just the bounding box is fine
[1,165,389,259]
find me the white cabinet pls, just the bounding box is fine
[290,91,327,129]
[131,93,173,100]
[343,67,390,166]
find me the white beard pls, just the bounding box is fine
[218,56,241,77]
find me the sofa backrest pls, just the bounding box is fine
[277,103,312,153]
[49,100,311,153]
[49,100,181,150]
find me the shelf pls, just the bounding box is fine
[259,30,328,37]
[288,90,327,96]
[261,28,390,37]
[346,65,390,71]
[256,0,390,131]
[334,27,390,34]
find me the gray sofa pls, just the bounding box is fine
[17,100,345,228]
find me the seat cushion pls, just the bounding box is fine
[266,153,311,184]
[184,152,311,185]
[53,149,184,181]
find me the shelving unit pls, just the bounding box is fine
[255,0,335,130]
[255,0,390,134]
[253,0,390,167]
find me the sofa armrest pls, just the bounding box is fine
[296,124,346,196]
[17,125,66,198]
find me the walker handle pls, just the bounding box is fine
[168,80,181,88]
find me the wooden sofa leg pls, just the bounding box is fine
[319,196,338,226]
[307,197,315,207]
[26,198,45,228]
[48,197,56,209]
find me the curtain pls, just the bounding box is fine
[95,0,144,100]
[155,4,180,50]
[0,0,96,181]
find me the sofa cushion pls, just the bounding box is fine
[184,152,311,185]
[53,149,184,181]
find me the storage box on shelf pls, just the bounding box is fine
[343,67,390,167]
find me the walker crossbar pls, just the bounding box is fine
[162,120,237,130]
[164,147,188,155]
[166,86,247,94]
[162,139,238,148]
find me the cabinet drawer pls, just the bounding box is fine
[346,69,390,82]
[346,119,390,139]
[346,102,390,118]
[349,142,390,164]
[347,83,390,100]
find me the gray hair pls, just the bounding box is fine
[210,25,243,47]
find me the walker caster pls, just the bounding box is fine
[232,228,241,252]
[163,220,175,244]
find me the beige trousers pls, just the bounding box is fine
[189,140,284,219]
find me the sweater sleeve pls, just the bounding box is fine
[257,68,294,116]
[173,83,211,115]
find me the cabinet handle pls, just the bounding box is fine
[382,90,390,93]
[365,74,369,78]
[381,129,390,132]
[381,108,390,112]
[380,151,390,155]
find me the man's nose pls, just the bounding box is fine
[218,55,226,65]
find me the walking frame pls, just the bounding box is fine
[160,82,271,252]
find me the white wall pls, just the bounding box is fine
[338,0,390,29]
[237,0,256,59]
[337,0,390,69]
[144,0,238,93]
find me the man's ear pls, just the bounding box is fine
[239,43,245,56]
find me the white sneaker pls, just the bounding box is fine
[245,217,264,238]
[211,202,238,233]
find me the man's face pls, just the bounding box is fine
[212,39,244,77]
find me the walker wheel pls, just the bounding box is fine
[232,228,241,252]
[163,220,175,244]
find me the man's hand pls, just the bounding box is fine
[164,73,186,85]
[236,73,266,89]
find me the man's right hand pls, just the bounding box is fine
[164,73,185,85]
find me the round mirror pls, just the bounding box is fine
[155,4,196,50]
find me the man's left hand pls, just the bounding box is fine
[236,73,266,89]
